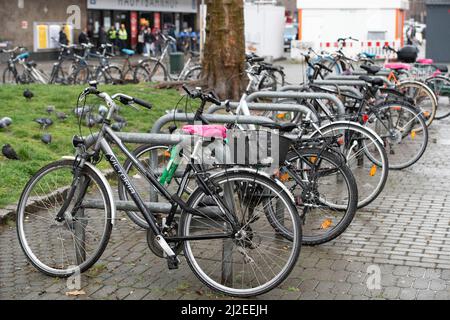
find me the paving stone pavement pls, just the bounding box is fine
[1,111,450,301]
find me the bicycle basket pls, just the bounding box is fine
[226,129,292,166]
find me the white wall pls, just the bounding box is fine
[244,4,285,59]
[302,8,397,43]
[297,0,409,10]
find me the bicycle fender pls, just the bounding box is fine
[398,80,438,105]
[317,120,384,146]
[208,167,295,202]
[62,156,116,225]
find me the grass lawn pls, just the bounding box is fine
[0,83,187,208]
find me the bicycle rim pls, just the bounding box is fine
[16,160,112,277]
[181,172,301,297]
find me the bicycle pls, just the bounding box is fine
[1,46,28,84]
[120,86,358,245]
[1,47,48,84]
[16,82,302,297]
[133,34,202,82]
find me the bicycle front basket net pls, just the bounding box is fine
[226,129,291,166]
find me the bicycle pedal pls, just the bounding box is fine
[166,255,180,270]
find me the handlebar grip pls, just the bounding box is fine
[133,97,152,109]
[207,93,221,106]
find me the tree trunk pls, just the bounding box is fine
[202,0,246,100]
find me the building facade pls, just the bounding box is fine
[0,0,198,54]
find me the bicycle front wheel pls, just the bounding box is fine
[425,76,450,120]
[397,80,437,128]
[180,170,301,297]
[282,147,358,245]
[2,68,18,84]
[366,102,428,169]
[16,160,113,277]
[310,122,389,208]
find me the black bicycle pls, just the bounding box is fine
[16,82,302,297]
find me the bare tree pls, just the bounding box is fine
[202,0,246,99]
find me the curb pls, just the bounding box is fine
[0,169,115,225]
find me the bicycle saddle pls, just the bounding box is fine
[417,58,433,65]
[360,64,381,75]
[121,49,135,56]
[434,64,448,73]
[359,75,384,86]
[182,125,227,139]
[259,122,297,133]
[384,63,411,71]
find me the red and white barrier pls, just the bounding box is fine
[291,39,402,60]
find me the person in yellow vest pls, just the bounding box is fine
[108,25,117,54]
[118,23,128,53]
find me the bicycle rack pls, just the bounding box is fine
[245,90,347,117]
[205,101,320,123]
[278,84,364,103]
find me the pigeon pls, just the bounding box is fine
[41,133,52,144]
[0,117,12,129]
[56,111,68,120]
[93,114,104,124]
[113,114,126,123]
[46,105,55,114]
[98,105,108,117]
[34,117,53,129]
[74,106,92,118]
[112,121,126,132]
[23,89,34,101]
[2,144,19,160]
[85,115,96,128]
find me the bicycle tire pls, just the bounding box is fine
[16,159,113,277]
[283,147,358,245]
[425,76,450,120]
[179,170,301,297]
[310,121,389,208]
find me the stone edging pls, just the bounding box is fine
[0,169,115,224]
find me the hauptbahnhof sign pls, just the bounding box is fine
[87,0,198,13]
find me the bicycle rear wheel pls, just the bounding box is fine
[16,160,113,277]
[180,170,301,297]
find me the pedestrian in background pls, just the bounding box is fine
[137,25,145,54]
[98,26,107,47]
[78,27,89,45]
[59,25,68,45]
[118,23,128,53]
[108,25,117,54]
[144,26,155,57]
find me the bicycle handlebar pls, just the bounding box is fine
[0,46,26,54]
[182,84,221,106]
[81,85,153,111]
